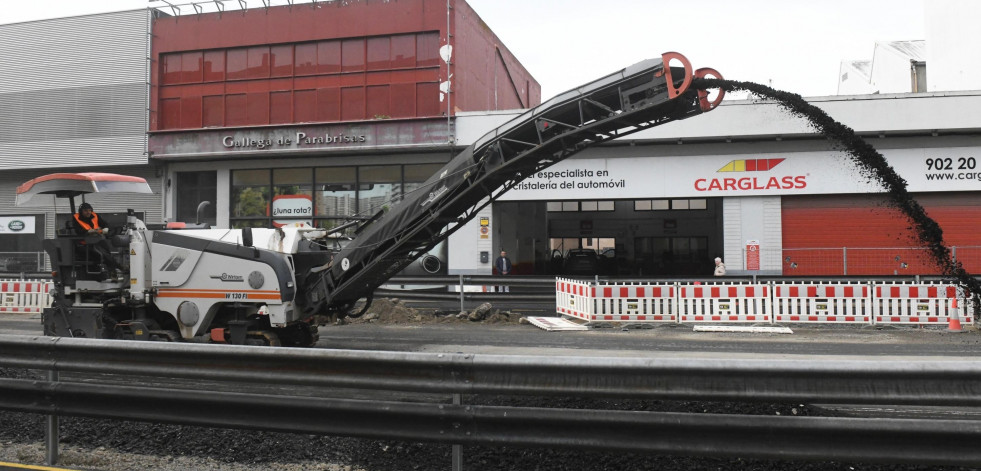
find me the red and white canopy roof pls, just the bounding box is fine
[15,172,153,206]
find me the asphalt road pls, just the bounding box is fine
[5,311,979,359]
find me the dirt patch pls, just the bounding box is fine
[343,298,521,325]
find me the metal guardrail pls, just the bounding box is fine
[2,334,981,466]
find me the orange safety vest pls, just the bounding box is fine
[74,212,102,231]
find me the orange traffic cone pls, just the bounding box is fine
[948,298,963,332]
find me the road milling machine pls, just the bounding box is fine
[20,52,724,346]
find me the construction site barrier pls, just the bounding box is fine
[592,281,677,322]
[0,280,52,313]
[873,282,972,325]
[555,278,595,321]
[678,282,771,323]
[773,282,871,324]
[554,279,975,327]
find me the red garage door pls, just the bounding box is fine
[782,193,981,275]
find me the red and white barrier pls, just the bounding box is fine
[554,279,974,328]
[0,280,52,313]
[873,283,967,325]
[773,283,870,324]
[555,278,595,321]
[592,282,677,322]
[678,283,771,323]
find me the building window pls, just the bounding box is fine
[358,165,400,215]
[231,169,271,223]
[634,199,706,211]
[547,200,616,212]
[157,31,444,130]
[232,163,444,229]
[176,171,217,227]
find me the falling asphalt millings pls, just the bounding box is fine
[693,78,981,316]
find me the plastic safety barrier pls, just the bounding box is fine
[592,282,677,322]
[678,283,771,323]
[773,282,871,324]
[554,279,974,327]
[873,283,971,325]
[555,278,595,321]
[0,280,52,313]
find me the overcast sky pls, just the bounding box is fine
[2,0,926,98]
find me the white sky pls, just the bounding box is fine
[2,0,926,98]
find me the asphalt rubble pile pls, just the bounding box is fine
[345,298,519,325]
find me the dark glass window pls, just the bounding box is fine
[294,43,318,76]
[161,53,181,84]
[359,165,400,214]
[203,50,225,81]
[416,32,440,67]
[318,40,341,74]
[176,171,217,227]
[270,45,293,77]
[341,39,365,72]
[366,36,390,71]
[246,46,270,79]
[390,34,416,68]
[315,167,356,220]
[272,168,314,226]
[231,169,271,219]
[181,52,203,83]
[226,48,248,80]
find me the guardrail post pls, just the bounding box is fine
[452,393,463,471]
[45,369,59,465]
[459,275,465,313]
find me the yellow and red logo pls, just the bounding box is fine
[717,158,784,172]
[695,158,806,191]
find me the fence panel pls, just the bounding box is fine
[873,282,972,325]
[773,282,871,324]
[0,280,52,313]
[678,283,771,323]
[555,278,594,321]
[593,282,677,323]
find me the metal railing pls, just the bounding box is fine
[771,246,981,276]
[0,251,46,273]
[2,334,981,467]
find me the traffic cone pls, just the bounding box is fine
[948,298,963,332]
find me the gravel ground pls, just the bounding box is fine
[1,300,978,470]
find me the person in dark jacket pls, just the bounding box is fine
[71,202,121,275]
[494,249,512,293]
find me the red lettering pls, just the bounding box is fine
[794,175,807,188]
[694,178,707,191]
[765,176,780,189]
[723,178,736,190]
[781,176,794,188]
[708,179,722,190]
[738,178,752,190]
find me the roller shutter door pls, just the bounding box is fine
[781,193,981,275]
